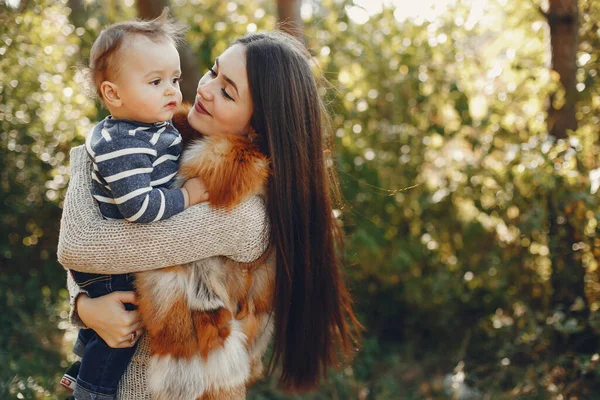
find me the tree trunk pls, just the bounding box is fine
[277,0,304,40]
[67,0,87,28]
[546,0,585,315]
[548,198,588,318]
[547,0,579,138]
[545,0,597,353]
[136,0,201,104]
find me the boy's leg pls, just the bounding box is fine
[60,329,92,391]
[73,332,137,400]
[61,271,106,393]
[67,272,137,399]
[60,361,80,392]
[73,328,93,357]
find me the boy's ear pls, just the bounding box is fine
[100,81,122,107]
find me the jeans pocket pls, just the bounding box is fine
[76,275,111,288]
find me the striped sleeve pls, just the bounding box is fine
[90,136,185,223]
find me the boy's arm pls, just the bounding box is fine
[57,145,269,274]
[91,136,185,223]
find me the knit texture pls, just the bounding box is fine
[66,271,88,329]
[118,335,151,400]
[58,145,269,274]
[61,145,269,398]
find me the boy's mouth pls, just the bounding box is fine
[165,101,177,109]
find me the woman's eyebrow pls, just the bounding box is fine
[215,58,239,97]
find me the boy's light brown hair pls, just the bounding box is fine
[87,8,186,100]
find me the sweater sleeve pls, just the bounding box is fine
[90,136,184,223]
[57,145,269,274]
[66,270,88,329]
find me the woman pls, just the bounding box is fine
[59,30,360,398]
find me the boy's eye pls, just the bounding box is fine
[150,79,161,85]
[172,77,181,84]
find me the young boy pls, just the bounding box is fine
[61,12,207,400]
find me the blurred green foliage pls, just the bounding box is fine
[1,0,599,398]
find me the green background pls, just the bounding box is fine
[1,0,599,398]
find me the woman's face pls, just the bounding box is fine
[187,44,254,136]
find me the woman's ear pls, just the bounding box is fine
[100,81,122,108]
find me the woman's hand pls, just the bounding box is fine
[77,291,144,348]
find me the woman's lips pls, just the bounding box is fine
[194,100,211,116]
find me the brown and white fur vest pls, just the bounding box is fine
[134,105,275,400]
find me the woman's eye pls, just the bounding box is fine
[221,88,234,101]
[208,68,217,77]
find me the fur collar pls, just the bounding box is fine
[172,104,270,210]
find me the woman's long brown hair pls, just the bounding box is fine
[234,31,361,391]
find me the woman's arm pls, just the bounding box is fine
[67,272,142,348]
[66,271,88,329]
[57,145,269,274]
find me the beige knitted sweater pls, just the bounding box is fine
[59,145,269,399]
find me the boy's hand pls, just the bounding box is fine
[182,177,209,207]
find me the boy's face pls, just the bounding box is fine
[107,35,182,123]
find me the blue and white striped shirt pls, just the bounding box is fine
[85,117,185,223]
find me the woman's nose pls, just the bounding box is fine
[197,83,213,101]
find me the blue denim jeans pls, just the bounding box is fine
[70,271,137,400]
